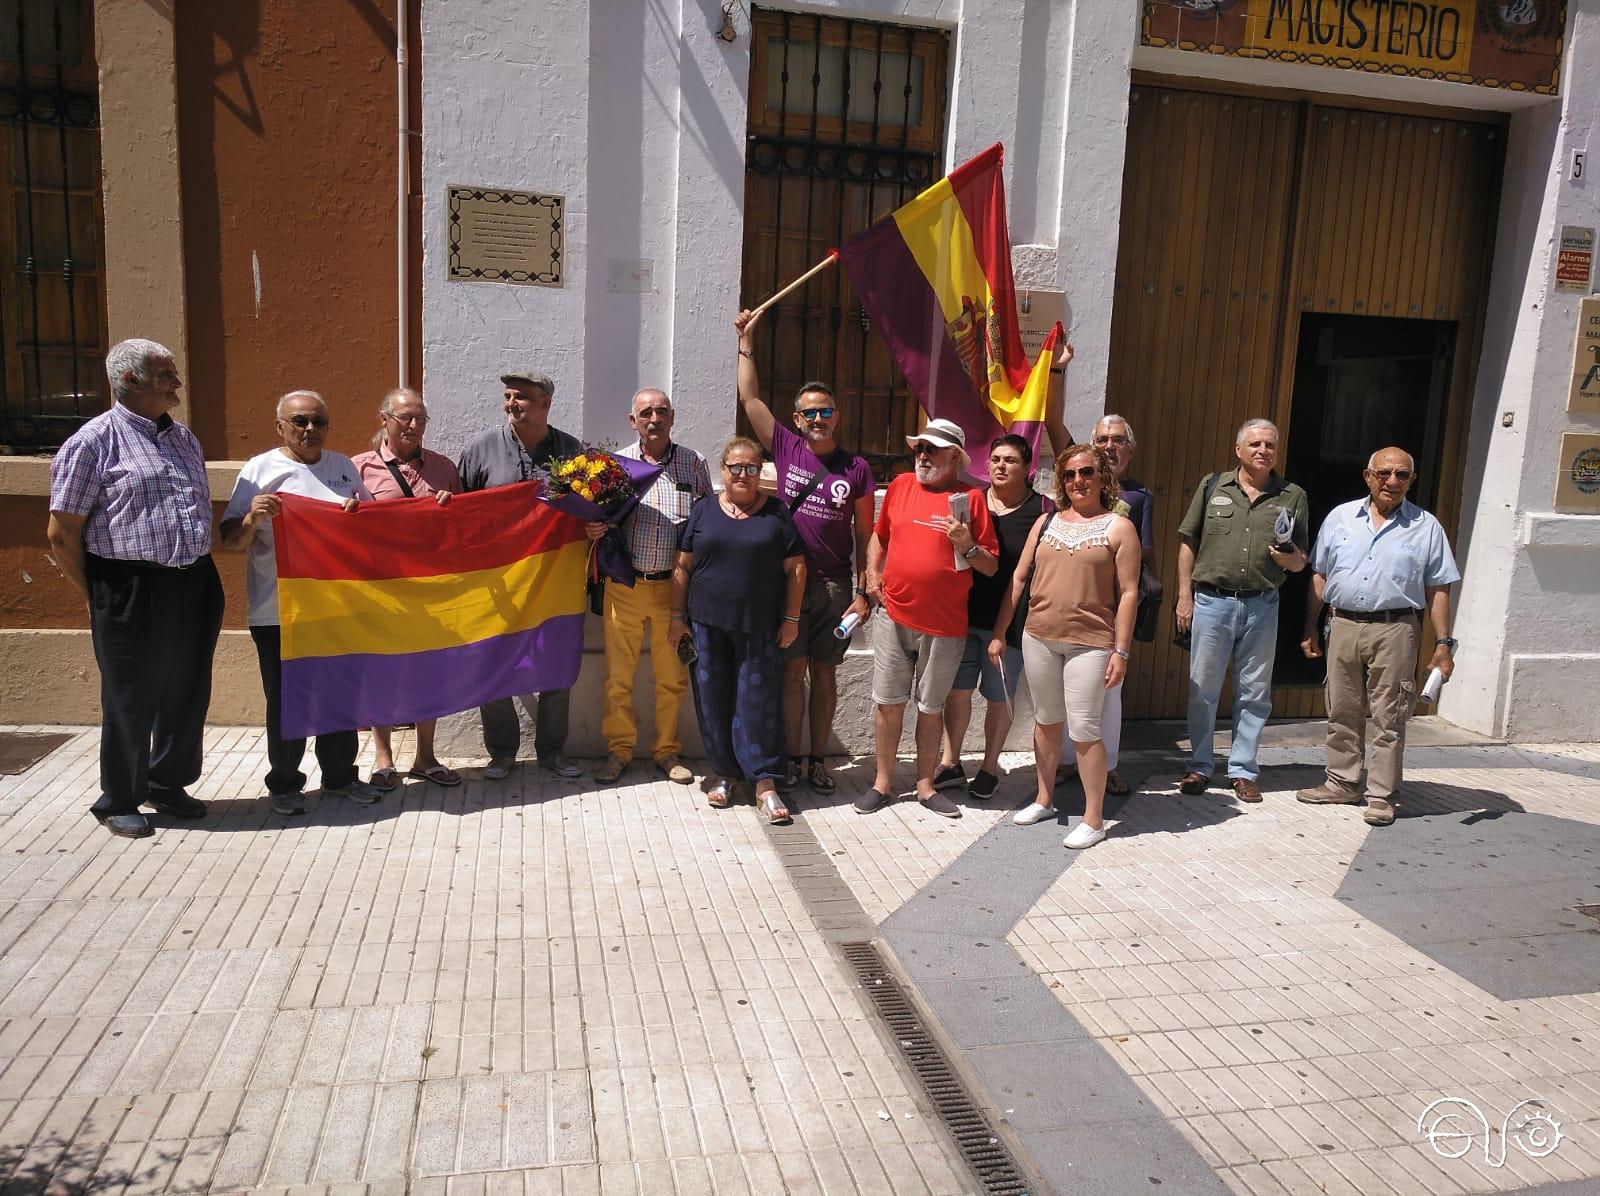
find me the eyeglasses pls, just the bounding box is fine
[1093,435,1130,447]
[798,407,836,421]
[1368,468,1413,481]
[1064,466,1099,481]
[384,412,427,425]
[912,442,947,457]
[281,415,328,429]
[724,462,762,477]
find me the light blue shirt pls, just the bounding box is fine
[1311,498,1459,612]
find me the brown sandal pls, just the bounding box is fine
[1105,769,1131,796]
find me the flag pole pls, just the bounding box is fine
[749,250,840,317]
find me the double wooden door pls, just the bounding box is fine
[1107,81,1504,719]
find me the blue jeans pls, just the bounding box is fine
[1187,589,1279,781]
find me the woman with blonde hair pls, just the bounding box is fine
[669,436,806,822]
[989,444,1141,848]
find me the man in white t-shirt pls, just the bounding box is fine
[221,389,377,815]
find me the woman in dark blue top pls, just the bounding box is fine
[669,436,806,822]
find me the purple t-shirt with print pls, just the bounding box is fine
[770,423,874,580]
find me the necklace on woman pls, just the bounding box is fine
[720,494,756,520]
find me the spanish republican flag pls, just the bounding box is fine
[839,142,1061,457]
[273,483,587,738]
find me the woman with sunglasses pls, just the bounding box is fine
[221,389,377,817]
[668,436,807,822]
[351,387,463,792]
[989,445,1141,849]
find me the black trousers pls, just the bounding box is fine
[86,553,225,817]
[250,624,358,795]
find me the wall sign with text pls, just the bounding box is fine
[1142,1,1565,95]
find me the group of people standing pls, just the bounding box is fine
[48,329,1461,845]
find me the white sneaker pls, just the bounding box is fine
[1012,803,1055,826]
[1063,821,1106,850]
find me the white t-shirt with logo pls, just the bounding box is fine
[224,448,371,626]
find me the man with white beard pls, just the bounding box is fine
[859,420,999,817]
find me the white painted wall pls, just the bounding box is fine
[1447,2,1600,742]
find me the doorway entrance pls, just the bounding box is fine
[1105,81,1504,720]
[1275,314,1456,687]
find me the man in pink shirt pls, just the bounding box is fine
[860,420,998,817]
[351,387,462,790]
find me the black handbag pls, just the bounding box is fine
[1133,566,1164,644]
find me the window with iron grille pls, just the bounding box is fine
[740,8,949,480]
[1,0,105,453]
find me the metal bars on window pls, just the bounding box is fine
[1,0,102,452]
[741,9,948,478]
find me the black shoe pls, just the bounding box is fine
[144,787,208,819]
[93,811,153,839]
[807,757,836,794]
[854,788,892,814]
[779,759,802,793]
[931,762,966,790]
[920,792,962,818]
[967,769,999,799]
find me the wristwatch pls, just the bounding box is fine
[1436,637,1458,650]
[964,544,982,560]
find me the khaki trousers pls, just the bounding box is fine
[601,577,687,761]
[1324,613,1419,799]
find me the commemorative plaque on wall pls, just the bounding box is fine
[447,185,563,287]
[1554,431,1600,512]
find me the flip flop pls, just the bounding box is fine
[370,767,399,792]
[408,764,461,787]
[1105,769,1131,796]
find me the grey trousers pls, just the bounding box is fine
[1324,614,1419,799]
[480,690,571,761]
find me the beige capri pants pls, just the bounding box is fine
[1021,631,1111,741]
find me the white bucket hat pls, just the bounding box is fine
[906,418,970,471]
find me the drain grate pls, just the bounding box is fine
[840,941,1033,1195]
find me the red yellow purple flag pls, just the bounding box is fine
[839,142,1061,458]
[273,483,587,738]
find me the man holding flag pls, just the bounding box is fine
[735,308,876,796]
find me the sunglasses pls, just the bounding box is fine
[1368,468,1413,481]
[1064,466,1099,481]
[798,407,836,421]
[384,412,426,425]
[912,442,949,457]
[282,415,328,429]
[723,462,761,477]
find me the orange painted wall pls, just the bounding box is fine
[175,0,413,463]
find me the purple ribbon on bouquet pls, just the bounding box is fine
[539,455,665,586]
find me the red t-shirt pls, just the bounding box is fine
[875,474,999,637]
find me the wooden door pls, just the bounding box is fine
[1107,82,1504,720]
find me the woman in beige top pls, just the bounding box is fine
[989,445,1140,848]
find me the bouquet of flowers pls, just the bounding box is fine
[540,445,663,586]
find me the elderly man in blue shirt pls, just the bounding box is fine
[1296,447,1459,825]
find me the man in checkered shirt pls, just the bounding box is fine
[46,339,224,839]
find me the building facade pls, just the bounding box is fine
[3,0,1597,743]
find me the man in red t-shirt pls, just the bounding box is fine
[861,420,999,817]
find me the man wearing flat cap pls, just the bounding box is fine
[859,419,999,818]
[457,369,586,780]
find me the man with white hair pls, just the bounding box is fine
[221,390,377,816]
[47,339,224,838]
[1174,418,1309,803]
[1297,447,1459,826]
[859,419,999,817]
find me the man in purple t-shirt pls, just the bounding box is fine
[735,307,876,796]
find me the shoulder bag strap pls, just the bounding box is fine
[382,457,416,499]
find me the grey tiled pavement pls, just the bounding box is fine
[4,723,1600,1195]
